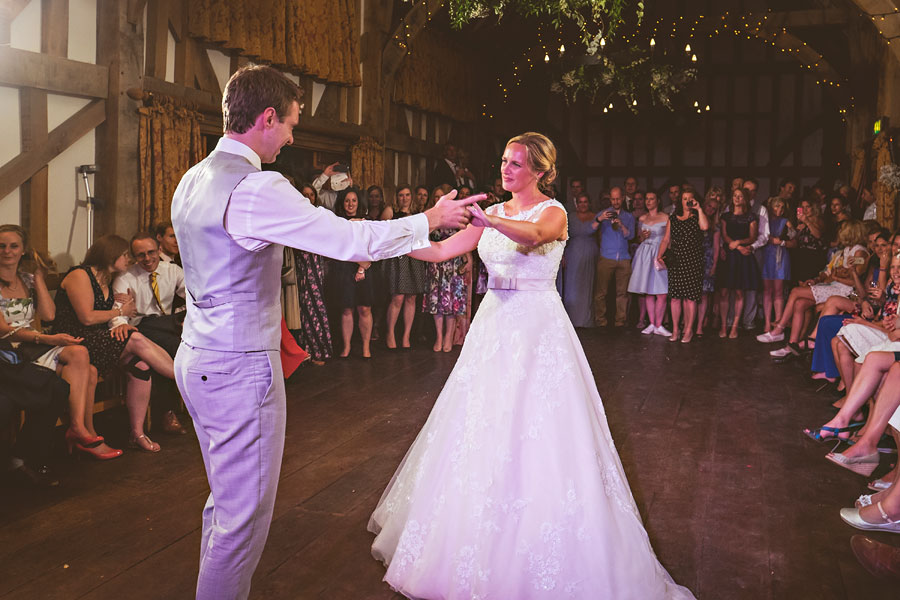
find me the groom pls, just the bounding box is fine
[171,65,477,600]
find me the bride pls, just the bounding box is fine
[368,132,695,600]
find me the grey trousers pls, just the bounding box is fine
[175,343,285,600]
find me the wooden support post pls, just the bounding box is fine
[96,0,143,238]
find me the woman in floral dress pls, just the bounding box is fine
[293,183,332,365]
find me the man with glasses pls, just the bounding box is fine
[110,231,187,434]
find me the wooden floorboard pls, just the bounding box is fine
[1,329,897,599]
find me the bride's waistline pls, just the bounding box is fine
[487,276,557,291]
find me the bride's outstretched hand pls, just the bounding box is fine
[426,191,487,230]
[467,202,492,228]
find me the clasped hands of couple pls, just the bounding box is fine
[424,190,493,231]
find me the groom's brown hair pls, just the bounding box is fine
[222,65,304,134]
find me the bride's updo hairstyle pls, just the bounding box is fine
[506,132,558,192]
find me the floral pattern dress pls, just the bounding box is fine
[292,250,332,362]
[422,228,468,316]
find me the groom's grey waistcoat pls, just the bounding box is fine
[171,151,283,352]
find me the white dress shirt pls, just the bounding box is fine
[218,138,430,259]
[312,173,339,212]
[110,261,186,328]
[750,204,770,251]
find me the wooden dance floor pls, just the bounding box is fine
[1,329,897,599]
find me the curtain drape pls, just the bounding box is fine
[138,97,204,231]
[188,0,360,86]
[393,32,480,122]
[351,136,385,193]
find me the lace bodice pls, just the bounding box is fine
[478,200,567,281]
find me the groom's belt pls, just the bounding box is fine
[487,276,556,291]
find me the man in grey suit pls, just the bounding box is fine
[171,65,478,600]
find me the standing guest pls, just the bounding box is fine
[169,64,476,600]
[658,189,709,343]
[414,185,430,214]
[52,235,176,454]
[862,186,877,221]
[429,143,460,190]
[366,185,385,222]
[739,178,768,330]
[455,148,477,190]
[717,188,760,338]
[627,192,670,336]
[423,191,469,352]
[488,176,509,204]
[568,177,586,211]
[155,221,181,266]
[761,197,793,333]
[0,224,114,465]
[731,177,744,193]
[624,176,638,211]
[332,188,374,358]
[826,194,852,250]
[563,192,600,328]
[631,190,647,221]
[109,232,188,434]
[292,184,333,365]
[312,162,353,212]
[790,198,828,283]
[380,185,428,349]
[662,182,682,215]
[697,192,722,337]
[593,186,634,328]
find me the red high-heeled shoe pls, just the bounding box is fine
[74,442,123,461]
[64,428,104,454]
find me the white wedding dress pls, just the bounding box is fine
[369,199,695,600]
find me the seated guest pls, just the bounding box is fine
[109,232,188,434]
[155,221,181,266]
[759,220,869,357]
[0,224,118,461]
[331,188,374,358]
[52,235,176,454]
[0,361,67,486]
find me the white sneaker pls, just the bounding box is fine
[769,346,793,358]
[641,324,657,335]
[757,330,784,343]
[654,325,673,337]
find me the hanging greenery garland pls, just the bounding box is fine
[446,0,642,47]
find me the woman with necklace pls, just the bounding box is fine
[628,191,671,336]
[52,235,176,455]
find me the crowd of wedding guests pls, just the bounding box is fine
[561,173,900,575]
[1,222,186,486]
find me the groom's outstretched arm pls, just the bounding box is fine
[224,173,479,262]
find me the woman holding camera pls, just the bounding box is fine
[657,189,709,343]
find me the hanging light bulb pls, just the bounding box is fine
[632,99,637,106]
[608,102,613,109]
[544,53,550,63]
[684,43,691,52]
[693,101,699,107]
[705,104,711,111]
[691,54,697,62]
[600,37,606,48]
[650,37,656,47]
[559,44,565,54]
[603,107,608,113]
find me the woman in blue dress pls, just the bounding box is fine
[761,197,792,334]
[562,192,599,327]
[627,191,670,336]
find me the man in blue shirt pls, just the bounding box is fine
[594,186,635,327]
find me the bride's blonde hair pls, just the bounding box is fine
[506,132,558,191]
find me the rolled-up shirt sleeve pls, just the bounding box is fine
[225,172,430,260]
